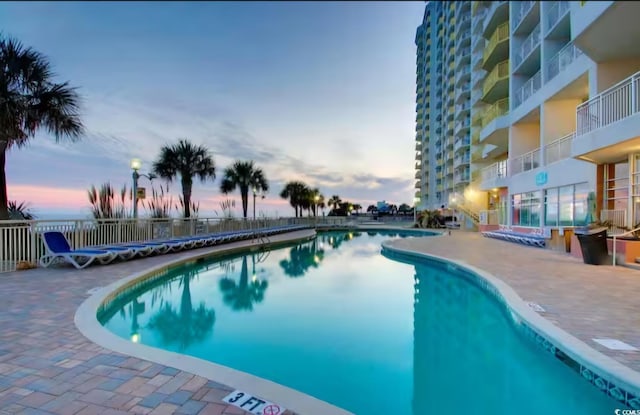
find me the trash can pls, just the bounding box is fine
[575,228,609,265]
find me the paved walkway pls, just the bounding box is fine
[388,230,640,372]
[0,231,315,415]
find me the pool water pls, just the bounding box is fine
[99,230,620,414]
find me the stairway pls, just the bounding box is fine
[456,203,480,226]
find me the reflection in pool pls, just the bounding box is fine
[99,230,620,414]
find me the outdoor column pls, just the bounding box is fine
[628,153,635,229]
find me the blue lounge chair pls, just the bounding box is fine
[40,231,119,269]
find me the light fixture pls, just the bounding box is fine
[130,158,142,171]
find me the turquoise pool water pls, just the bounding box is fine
[99,230,620,414]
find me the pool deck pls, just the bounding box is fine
[2,226,640,414]
[387,230,640,373]
[0,230,321,415]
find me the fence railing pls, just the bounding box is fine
[481,160,509,182]
[544,132,574,165]
[482,97,510,128]
[483,59,510,97]
[0,216,349,273]
[546,42,583,82]
[514,23,541,69]
[576,70,640,136]
[600,209,627,231]
[483,22,510,64]
[514,69,542,108]
[546,1,570,35]
[510,148,541,176]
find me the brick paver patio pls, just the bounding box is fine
[2,227,640,414]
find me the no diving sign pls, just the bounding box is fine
[222,390,286,415]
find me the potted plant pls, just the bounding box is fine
[574,192,611,265]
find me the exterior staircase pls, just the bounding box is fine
[455,203,480,228]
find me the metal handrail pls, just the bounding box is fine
[612,225,640,266]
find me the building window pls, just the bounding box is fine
[512,191,541,227]
[544,183,590,227]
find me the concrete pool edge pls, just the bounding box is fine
[75,229,354,415]
[381,240,640,408]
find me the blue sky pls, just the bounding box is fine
[0,1,424,217]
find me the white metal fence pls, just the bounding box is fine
[576,71,640,136]
[0,216,348,273]
[514,22,541,69]
[600,209,627,232]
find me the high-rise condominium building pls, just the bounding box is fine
[415,1,640,234]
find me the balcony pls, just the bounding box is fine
[455,67,471,85]
[577,71,640,136]
[483,1,509,39]
[513,70,542,108]
[454,136,470,152]
[513,0,536,33]
[415,171,421,179]
[481,160,509,182]
[415,142,422,151]
[454,154,471,167]
[544,132,574,165]
[415,181,421,189]
[545,42,582,82]
[482,22,510,70]
[510,148,541,176]
[455,120,471,137]
[513,23,541,70]
[482,98,509,128]
[455,171,471,184]
[546,1,570,36]
[415,152,422,161]
[482,60,510,102]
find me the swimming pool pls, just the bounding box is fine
[98,229,620,414]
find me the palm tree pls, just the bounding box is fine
[327,195,342,212]
[8,200,36,220]
[220,160,269,219]
[309,189,325,217]
[219,255,268,311]
[352,203,362,214]
[279,241,321,278]
[280,181,309,217]
[0,36,84,220]
[147,271,216,350]
[152,139,216,218]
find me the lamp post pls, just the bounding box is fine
[252,187,257,220]
[130,158,156,219]
[414,196,420,224]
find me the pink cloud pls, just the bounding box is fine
[8,184,89,209]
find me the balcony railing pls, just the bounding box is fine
[510,148,541,176]
[513,0,535,31]
[482,98,509,127]
[454,155,471,166]
[455,103,471,114]
[483,22,510,65]
[546,1,570,35]
[455,171,471,183]
[513,70,542,108]
[513,23,540,69]
[456,67,471,83]
[415,181,421,189]
[454,136,471,151]
[546,42,582,82]
[481,160,509,181]
[576,71,640,136]
[483,60,510,97]
[544,132,574,165]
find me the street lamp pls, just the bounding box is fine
[414,196,420,224]
[130,158,156,219]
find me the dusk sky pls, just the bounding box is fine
[0,1,425,218]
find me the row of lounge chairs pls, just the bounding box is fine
[39,225,311,269]
[481,230,547,248]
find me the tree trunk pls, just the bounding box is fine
[182,178,192,218]
[0,143,9,221]
[240,187,249,218]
